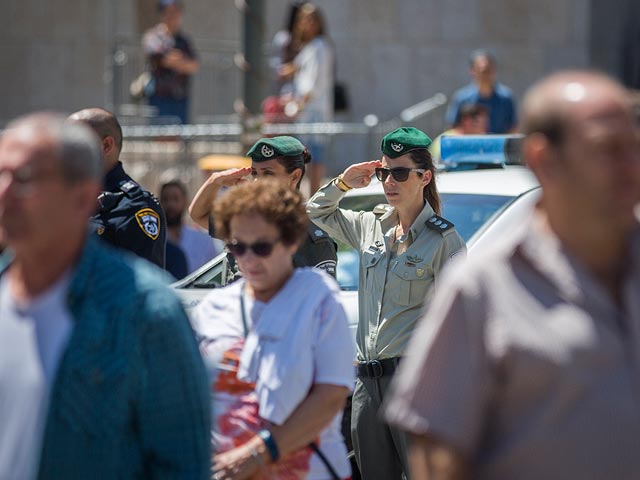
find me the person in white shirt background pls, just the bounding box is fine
[192,179,354,480]
[279,3,334,195]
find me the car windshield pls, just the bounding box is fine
[335,192,514,290]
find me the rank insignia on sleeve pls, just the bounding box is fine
[135,208,160,240]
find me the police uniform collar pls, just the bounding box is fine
[103,161,133,192]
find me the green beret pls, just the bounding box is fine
[381,127,432,158]
[246,136,305,162]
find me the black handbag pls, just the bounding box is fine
[333,82,350,113]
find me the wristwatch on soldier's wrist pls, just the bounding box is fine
[335,174,352,192]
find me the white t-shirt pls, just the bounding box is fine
[193,269,354,479]
[179,224,221,274]
[0,270,74,480]
[294,37,334,123]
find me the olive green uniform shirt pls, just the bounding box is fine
[308,181,466,361]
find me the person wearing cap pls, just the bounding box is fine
[307,127,466,479]
[189,135,337,282]
[142,0,199,124]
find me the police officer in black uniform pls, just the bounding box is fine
[69,108,166,268]
[189,136,337,281]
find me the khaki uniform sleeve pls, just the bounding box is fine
[307,180,376,250]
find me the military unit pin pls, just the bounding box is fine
[390,142,404,153]
[261,145,275,158]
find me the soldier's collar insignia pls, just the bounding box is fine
[135,208,160,240]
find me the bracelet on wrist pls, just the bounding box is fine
[257,429,280,463]
[335,174,352,192]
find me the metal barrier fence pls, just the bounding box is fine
[119,93,448,198]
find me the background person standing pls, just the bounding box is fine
[160,179,220,276]
[446,49,517,134]
[69,108,167,269]
[308,127,466,480]
[143,0,199,124]
[279,3,334,194]
[189,136,337,282]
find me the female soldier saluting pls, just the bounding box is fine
[307,127,466,480]
[190,136,337,281]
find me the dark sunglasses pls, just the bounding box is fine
[375,167,426,182]
[226,238,281,257]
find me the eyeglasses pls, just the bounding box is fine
[226,238,281,257]
[0,166,60,198]
[375,167,425,183]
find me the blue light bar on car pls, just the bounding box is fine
[440,134,524,170]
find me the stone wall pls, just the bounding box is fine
[0,0,608,126]
[1,0,635,196]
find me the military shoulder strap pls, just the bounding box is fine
[425,214,455,234]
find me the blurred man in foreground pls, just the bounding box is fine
[0,113,210,478]
[385,71,640,479]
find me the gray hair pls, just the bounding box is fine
[5,112,103,183]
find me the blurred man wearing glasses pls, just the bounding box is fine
[0,113,210,479]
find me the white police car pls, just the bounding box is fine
[173,135,540,338]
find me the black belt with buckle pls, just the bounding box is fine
[356,357,401,378]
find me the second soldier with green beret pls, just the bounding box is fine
[189,135,337,282]
[308,126,466,479]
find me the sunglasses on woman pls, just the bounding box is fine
[375,167,425,182]
[226,238,281,257]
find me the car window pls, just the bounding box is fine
[440,193,513,241]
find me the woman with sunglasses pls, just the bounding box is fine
[307,126,466,480]
[189,135,337,282]
[192,179,354,480]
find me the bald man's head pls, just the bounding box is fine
[69,108,123,173]
[521,71,633,146]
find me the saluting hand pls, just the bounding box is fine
[208,167,252,188]
[341,160,383,189]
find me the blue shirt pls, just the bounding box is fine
[446,82,517,134]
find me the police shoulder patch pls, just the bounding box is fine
[425,215,455,233]
[134,208,161,240]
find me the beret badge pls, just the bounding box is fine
[261,145,275,158]
[390,142,404,153]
